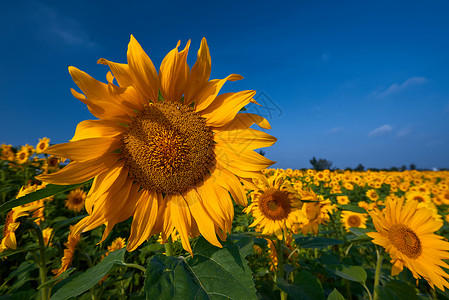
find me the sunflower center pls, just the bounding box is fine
[19,152,26,160]
[258,189,291,220]
[39,143,46,150]
[121,102,215,194]
[413,196,425,202]
[388,224,422,259]
[347,215,361,227]
[71,196,84,205]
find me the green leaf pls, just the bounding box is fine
[347,227,373,242]
[50,248,126,300]
[348,227,372,236]
[0,183,85,214]
[333,265,367,283]
[276,270,325,300]
[327,288,345,300]
[52,215,87,232]
[339,205,367,213]
[144,236,257,300]
[295,236,343,249]
[0,243,40,259]
[375,280,419,300]
[37,268,76,290]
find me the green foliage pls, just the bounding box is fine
[50,248,127,300]
[144,236,257,300]
[333,265,367,283]
[295,236,343,249]
[276,270,325,300]
[327,289,345,300]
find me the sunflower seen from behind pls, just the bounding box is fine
[37,36,276,254]
[367,197,449,291]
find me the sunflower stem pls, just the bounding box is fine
[31,222,50,300]
[373,247,383,300]
[276,239,288,300]
[165,239,174,257]
[123,263,146,272]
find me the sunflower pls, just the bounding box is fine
[15,148,29,164]
[337,195,350,205]
[367,198,449,291]
[105,237,126,257]
[297,188,336,235]
[42,228,53,247]
[340,211,368,232]
[244,171,306,240]
[18,184,51,225]
[37,36,276,254]
[36,137,50,154]
[366,189,379,201]
[53,226,80,277]
[1,144,15,161]
[65,188,87,212]
[1,204,38,252]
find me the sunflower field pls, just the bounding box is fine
[1,142,449,300]
[2,37,449,300]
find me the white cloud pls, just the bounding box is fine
[372,77,427,98]
[327,127,343,134]
[31,3,96,47]
[396,128,411,138]
[368,124,392,137]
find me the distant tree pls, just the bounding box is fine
[390,166,399,171]
[355,164,365,171]
[410,163,416,170]
[400,165,407,172]
[309,156,333,171]
[258,149,266,156]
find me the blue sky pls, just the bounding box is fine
[1,0,448,169]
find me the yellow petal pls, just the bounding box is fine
[201,90,256,127]
[45,138,121,162]
[194,74,243,111]
[128,190,160,251]
[127,35,159,102]
[183,191,222,248]
[169,194,193,255]
[184,37,211,105]
[71,120,124,142]
[97,58,134,88]
[159,40,191,102]
[37,153,120,185]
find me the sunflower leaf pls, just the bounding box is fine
[276,270,325,300]
[375,280,419,300]
[144,236,257,300]
[295,236,343,248]
[327,288,346,300]
[0,183,86,214]
[49,248,126,300]
[333,265,367,283]
[339,205,367,213]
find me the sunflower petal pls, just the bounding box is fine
[201,91,256,127]
[159,40,191,102]
[184,37,211,105]
[127,35,159,102]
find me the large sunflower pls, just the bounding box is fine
[367,198,449,291]
[37,36,276,254]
